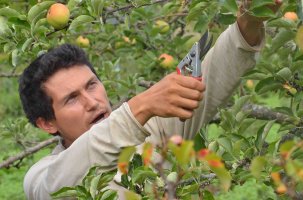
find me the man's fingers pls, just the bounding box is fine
[179,87,204,101]
[174,97,200,110]
[174,107,194,119]
[176,75,205,92]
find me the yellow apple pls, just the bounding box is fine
[158,53,175,68]
[46,3,70,30]
[245,80,254,90]
[76,36,90,48]
[154,20,170,34]
[123,36,136,45]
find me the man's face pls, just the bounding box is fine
[42,65,112,147]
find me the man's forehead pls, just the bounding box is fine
[43,65,96,98]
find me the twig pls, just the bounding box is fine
[178,173,216,187]
[0,136,60,169]
[105,0,170,16]
[138,80,156,88]
[0,73,21,78]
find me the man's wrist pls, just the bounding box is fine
[128,93,152,125]
[236,15,264,46]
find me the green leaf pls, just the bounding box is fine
[67,0,83,11]
[82,166,98,186]
[132,167,157,184]
[279,140,295,153]
[211,166,231,191]
[186,2,207,22]
[68,15,95,31]
[11,49,18,67]
[219,110,235,131]
[251,6,275,18]
[216,13,237,25]
[217,137,233,154]
[0,17,12,37]
[179,141,194,166]
[250,0,275,10]
[91,0,105,17]
[267,18,297,29]
[27,1,54,23]
[125,190,142,200]
[0,7,21,18]
[232,139,243,158]
[235,111,250,123]
[244,70,269,80]
[221,0,238,13]
[203,190,215,200]
[118,146,136,163]
[276,67,292,81]
[250,156,267,178]
[255,120,275,152]
[232,95,251,115]
[168,141,194,166]
[270,30,296,53]
[255,77,281,94]
[90,174,101,198]
[100,190,117,200]
[193,131,207,151]
[98,172,116,190]
[51,187,78,199]
[21,38,34,52]
[238,118,258,136]
[273,106,294,116]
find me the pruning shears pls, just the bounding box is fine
[176,31,213,80]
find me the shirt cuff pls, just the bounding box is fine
[122,102,151,138]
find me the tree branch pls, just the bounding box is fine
[0,136,60,169]
[0,73,21,78]
[243,103,293,123]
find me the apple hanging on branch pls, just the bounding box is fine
[76,36,90,48]
[158,53,175,69]
[46,3,70,30]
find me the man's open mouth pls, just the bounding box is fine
[91,113,105,124]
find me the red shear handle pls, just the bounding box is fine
[176,67,181,75]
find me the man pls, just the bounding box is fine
[20,1,282,199]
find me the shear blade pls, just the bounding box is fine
[198,31,213,60]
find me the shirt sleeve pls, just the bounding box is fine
[143,22,265,143]
[23,103,150,200]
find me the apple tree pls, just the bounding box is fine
[1,0,303,199]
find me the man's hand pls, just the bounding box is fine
[237,0,283,46]
[128,73,205,125]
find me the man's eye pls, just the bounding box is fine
[66,96,77,104]
[88,81,97,89]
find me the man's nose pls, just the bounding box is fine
[82,92,99,111]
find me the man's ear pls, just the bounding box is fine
[36,117,58,135]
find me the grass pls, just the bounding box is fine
[0,148,53,200]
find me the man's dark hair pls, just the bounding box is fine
[19,44,97,127]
